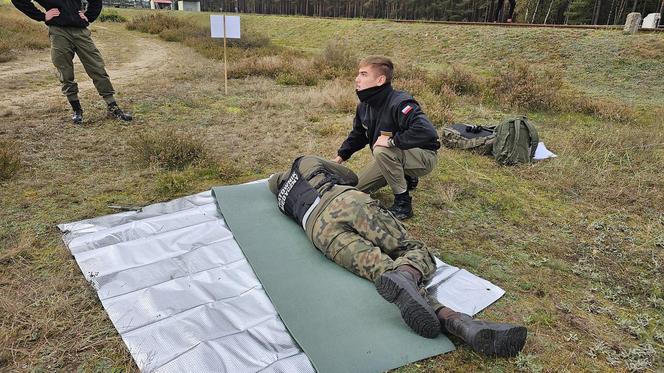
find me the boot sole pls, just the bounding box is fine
[107,113,133,122]
[375,272,440,339]
[470,324,527,357]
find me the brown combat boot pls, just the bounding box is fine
[375,265,440,338]
[437,307,527,357]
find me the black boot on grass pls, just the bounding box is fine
[389,191,413,220]
[107,102,133,122]
[437,307,527,357]
[69,100,83,124]
[375,265,440,339]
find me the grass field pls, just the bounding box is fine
[0,5,663,372]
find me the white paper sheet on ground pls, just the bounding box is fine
[534,142,557,160]
[58,186,505,373]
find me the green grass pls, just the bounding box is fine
[1,7,663,373]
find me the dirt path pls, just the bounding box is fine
[0,23,176,114]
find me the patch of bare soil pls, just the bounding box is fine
[0,23,178,115]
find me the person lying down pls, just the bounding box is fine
[268,155,527,357]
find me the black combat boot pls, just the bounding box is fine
[405,175,419,191]
[107,102,133,122]
[69,100,83,124]
[72,109,83,124]
[389,192,413,220]
[375,265,440,339]
[437,307,527,357]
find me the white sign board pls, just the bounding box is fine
[210,15,241,39]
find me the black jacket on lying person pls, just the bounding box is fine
[337,84,441,161]
[12,0,101,28]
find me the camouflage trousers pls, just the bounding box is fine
[311,190,442,309]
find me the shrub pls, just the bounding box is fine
[98,9,127,23]
[394,63,427,82]
[418,89,456,127]
[493,60,563,111]
[228,55,285,79]
[129,129,207,170]
[318,79,357,113]
[427,64,483,96]
[314,40,357,78]
[126,13,189,35]
[0,140,21,181]
[226,30,271,49]
[572,95,636,124]
[155,171,192,196]
[276,59,319,86]
[392,78,429,97]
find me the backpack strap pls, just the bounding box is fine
[521,117,539,159]
[511,118,522,163]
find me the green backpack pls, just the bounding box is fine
[492,117,539,165]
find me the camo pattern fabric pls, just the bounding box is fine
[311,190,437,285]
[441,124,495,155]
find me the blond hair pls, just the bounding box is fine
[359,56,394,83]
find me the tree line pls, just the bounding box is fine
[197,0,664,25]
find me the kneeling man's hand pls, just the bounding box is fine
[45,8,60,21]
[374,135,391,148]
[332,155,344,164]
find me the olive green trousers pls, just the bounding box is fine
[49,25,115,104]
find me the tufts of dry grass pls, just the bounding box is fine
[313,40,358,79]
[493,60,563,111]
[572,95,637,124]
[0,5,49,62]
[129,128,207,171]
[98,9,127,23]
[126,13,192,35]
[418,87,456,127]
[427,64,484,97]
[0,140,21,181]
[315,79,358,113]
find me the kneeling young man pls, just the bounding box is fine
[334,56,440,220]
[269,156,527,357]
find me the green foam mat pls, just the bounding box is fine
[212,182,454,373]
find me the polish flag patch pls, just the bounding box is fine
[401,105,413,115]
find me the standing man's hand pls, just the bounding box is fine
[374,135,391,148]
[79,10,88,22]
[45,8,60,21]
[333,156,345,164]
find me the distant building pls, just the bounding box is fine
[102,0,150,8]
[178,0,200,12]
[150,0,173,9]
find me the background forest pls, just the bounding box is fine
[197,0,664,25]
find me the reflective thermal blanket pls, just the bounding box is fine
[58,182,505,372]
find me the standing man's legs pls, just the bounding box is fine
[71,27,115,105]
[494,0,506,21]
[72,27,132,121]
[356,146,437,219]
[49,26,132,123]
[507,0,517,22]
[49,26,83,122]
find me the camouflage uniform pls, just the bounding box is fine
[268,156,441,309]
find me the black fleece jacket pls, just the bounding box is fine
[12,0,102,28]
[337,84,440,161]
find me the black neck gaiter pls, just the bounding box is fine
[356,83,393,108]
